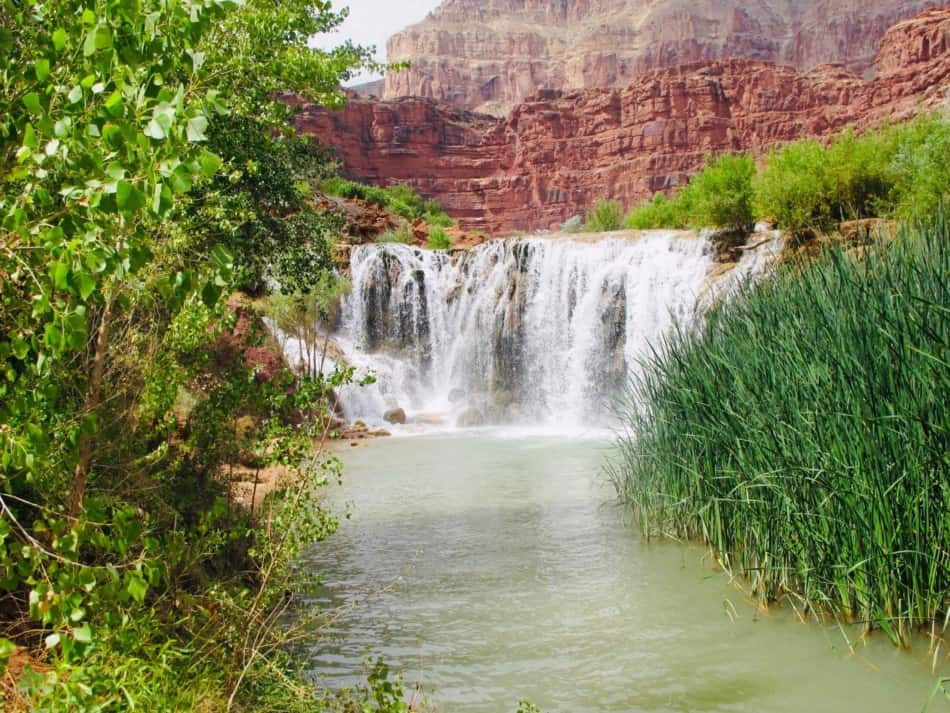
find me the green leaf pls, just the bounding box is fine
[210,244,234,272]
[72,625,92,644]
[22,123,37,149]
[77,273,96,301]
[44,633,60,649]
[50,261,69,290]
[0,638,15,677]
[126,574,147,604]
[201,281,222,309]
[104,90,122,116]
[44,324,63,351]
[116,180,145,213]
[169,166,192,194]
[52,29,67,52]
[67,85,83,104]
[23,92,42,114]
[54,118,72,138]
[186,115,208,142]
[84,25,112,56]
[198,150,222,178]
[144,119,166,140]
[83,27,97,56]
[12,338,29,361]
[34,59,50,82]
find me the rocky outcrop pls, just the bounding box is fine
[384,0,944,114]
[294,9,950,234]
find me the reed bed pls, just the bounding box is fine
[613,217,949,644]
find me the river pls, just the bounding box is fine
[294,233,947,711]
[299,432,947,712]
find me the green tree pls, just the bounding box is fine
[0,0,374,708]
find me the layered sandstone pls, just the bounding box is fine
[293,9,950,234]
[384,0,943,115]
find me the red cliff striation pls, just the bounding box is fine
[383,0,944,115]
[294,9,950,234]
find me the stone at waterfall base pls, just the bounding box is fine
[456,407,485,427]
[383,408,407,424]
[338,420,392,441]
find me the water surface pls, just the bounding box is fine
[301,434,948,712]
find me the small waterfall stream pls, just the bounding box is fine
[331,230,782,429]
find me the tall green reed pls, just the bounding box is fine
[613,216,949,645]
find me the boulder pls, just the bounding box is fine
[383,407,407,424]
[456,407,485,428]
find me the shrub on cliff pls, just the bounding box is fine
[613,215,950,644]
[753,139,837,236]
[427,226,452,250]
[886,116,950,221]
[625,193,693,230]
[623,154,756,232]
[585,199,624,232]
[688,154,756,232]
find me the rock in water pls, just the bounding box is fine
[384,408,407,425]
[456,407,485,428]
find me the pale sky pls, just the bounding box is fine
[312,0,443,84]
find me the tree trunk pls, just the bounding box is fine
[68,297,113,519]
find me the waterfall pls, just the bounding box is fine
[331,231,781,430]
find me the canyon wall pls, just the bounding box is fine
[383,0,944,115]
[293,9,950,234]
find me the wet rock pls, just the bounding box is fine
[383,408,407,424]
[456,407,485,428]
[351,421,369,433]
[412,413,447,426]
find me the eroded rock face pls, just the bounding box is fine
[293,9,950,234]
[384,0,943,114]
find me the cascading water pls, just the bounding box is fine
[331,230,781,430]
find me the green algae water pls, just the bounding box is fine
[300,433,948,712]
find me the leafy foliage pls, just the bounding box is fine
[625,193,693,230]
[686,154,756,232]
[584,199,623,232]
[622,116,950,236]
[426,226,452,250]
[613,217,950,644]
[0,0,409,710]
[186,114,343,294]
[322,177,454,227]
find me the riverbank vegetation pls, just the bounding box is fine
[613,217,949,645]
[621,116,950,237]
[321,177,455,228]
[0,1,419,710]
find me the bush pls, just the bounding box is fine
[322,178,457,228]
[613,216,950,643]
[625,192,693,230]
[886,116,950,221]
[688,154,756,231]
[585,198,624,232]
[381,226,412,244]
[424,211,455,228]
[753,139,836,236]
[427,226,452,250]
[560,215,584,233]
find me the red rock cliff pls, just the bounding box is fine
[294,9,950,234]
[383,0,943,115]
